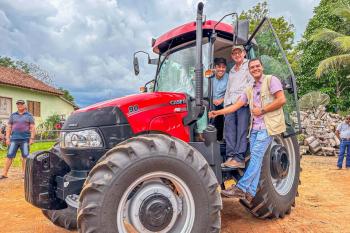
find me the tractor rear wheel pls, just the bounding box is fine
[77,134,222,233]
[240,135,300,219]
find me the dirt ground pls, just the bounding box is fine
[0,155,350,233]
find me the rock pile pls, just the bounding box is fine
[294,106,344,156]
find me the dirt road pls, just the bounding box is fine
[0,155,349,233]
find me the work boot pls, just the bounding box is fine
[222,158,245,169]
[245,193,254,204]
[221,185,245,199]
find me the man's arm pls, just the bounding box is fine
[209,99,246,118]
[29,124,35,144]
[5,123,12,145]
[335,130,340,139]
[213,98,224,106]
[252,90,286,116]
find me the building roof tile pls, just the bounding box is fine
[0,66,63,96]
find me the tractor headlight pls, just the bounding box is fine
[60,129,103,148]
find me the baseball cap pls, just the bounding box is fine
[16,100,25,104]
[232,45,245,52]
[214,57,227,66]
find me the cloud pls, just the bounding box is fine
[0,0,319,107]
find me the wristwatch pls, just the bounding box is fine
[261,108,266,114]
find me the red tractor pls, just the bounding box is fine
[25,2,301,232]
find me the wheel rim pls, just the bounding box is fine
[270,136,296,196]
[117,172,195,233]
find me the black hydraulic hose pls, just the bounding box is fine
[195,2,204,106]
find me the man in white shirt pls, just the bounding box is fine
[223,45,253,168]
[336,115,350,169]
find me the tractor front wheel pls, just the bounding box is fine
[77,134,222,233]
[42,204,77,230]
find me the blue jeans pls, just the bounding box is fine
[224,106,250,162]
[337,139,350,168]
[237,129,272,196]
[7,140,30,158]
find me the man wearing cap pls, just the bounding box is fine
[222,45,253,168]
[212,57,229,141]
[335,115,350,169]
[0,100,35,179]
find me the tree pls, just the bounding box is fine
[297,0,350,112]
[58,87,75,103]
[310,6,350,78]
[0,56,17,69]
[239,1,295,54]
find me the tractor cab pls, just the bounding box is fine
[135,17,301,140]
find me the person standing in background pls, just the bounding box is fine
[0,100,35,179]
[335,116,350,169]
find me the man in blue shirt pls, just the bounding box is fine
[212,57,228,141]
[0,100,35,179]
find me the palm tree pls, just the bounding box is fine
[310,6,350,78]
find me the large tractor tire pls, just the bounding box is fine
[77,134,222,233]
[42,205,77,230]
[41,144,78,231]
[240,135,300,219]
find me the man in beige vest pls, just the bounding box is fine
[209,58,286,202]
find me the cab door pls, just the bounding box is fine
[246,17,301,137]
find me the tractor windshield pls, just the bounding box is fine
[155,42,209,97]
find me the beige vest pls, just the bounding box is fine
[246,75,286,136]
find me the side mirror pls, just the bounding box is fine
[139,86,147,93]
[204,69,215,78]
[236,20,249,45]
[133,56,140,76]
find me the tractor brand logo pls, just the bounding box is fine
[128,105,139,113]
[170,99,186,105]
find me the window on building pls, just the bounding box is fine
[27,101,41,117]
[0,97,12,119]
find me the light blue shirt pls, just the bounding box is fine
[337,122,350,139]
[213,73,228,100]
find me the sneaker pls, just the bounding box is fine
[337,167,342,170]
[221,185,245,199]
[222,159,245,169]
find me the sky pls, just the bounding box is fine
[0,0,320,107]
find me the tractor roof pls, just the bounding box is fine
[152,20,233,54]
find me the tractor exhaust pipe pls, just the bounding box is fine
[195,2,204,107]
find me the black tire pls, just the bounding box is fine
[41,143,78,231]
[42,206,77,230]
[77,134,222,233]
[240,135,300,219]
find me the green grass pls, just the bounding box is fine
[0,141,56,168]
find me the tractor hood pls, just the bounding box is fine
[62,92,188,131]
